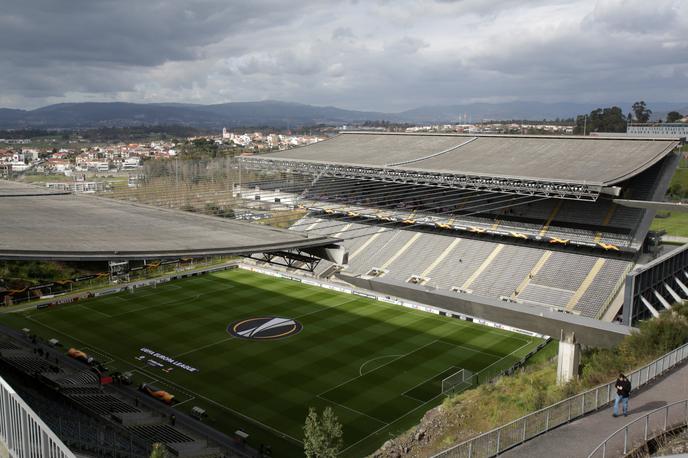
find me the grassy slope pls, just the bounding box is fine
[651,211,688,237]
[0,269,541,457]
[649,155,688,237]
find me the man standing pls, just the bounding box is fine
[613,373,632,417]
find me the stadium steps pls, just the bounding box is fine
[518,284,574,309]
[1,351,60,374]
[426,238,496,290]
[355,230,417,276]
[530,251,597,291]
[345,228,398,274]
[378,232,424,271]
[511,250,552,299]
[538,200,562,236]
[461,244,505,290]
[469,244,543,298]
[0,340,21,350]
[420,238,462,279]
[574,259,632,318]
[127,424,194,443]
[384,233,455,283]
[565,258,607,311]
[69,394,141,415]
[45,369,100,387]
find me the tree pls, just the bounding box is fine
[150,443,167,458]
[574,106,626,134]
[303,407,343,458]
[667,111,683,123]
[632,101,652,123]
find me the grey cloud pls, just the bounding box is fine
[0,0,686,110]
[332,27,355,39]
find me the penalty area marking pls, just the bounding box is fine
[359,354,403,376]
[315,394,388,426]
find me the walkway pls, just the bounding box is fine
[500,362,688,457]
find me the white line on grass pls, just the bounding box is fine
[172,396,196,408]
[24,316,304,445]
[359,354,403,376]
[80,347,115,364]
[108,293,203,318]
[469,337,536,382]
[338,336,539,454]
[355,295,531,345]
[76,303,113,318]
[174,336,235,358]
[318,338,443,398]
[173,295,357,359]
[437,339,506,360]
[315,394,388,426]
[400,365,460,400]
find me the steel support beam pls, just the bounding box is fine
[241,158,602,201]
[653,289,672,310]
[640,296,660,318]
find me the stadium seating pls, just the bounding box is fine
[0,338,229,458]
[289,214,631,318]
[280,151,675,320]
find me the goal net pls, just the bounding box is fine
[441,368,474,395]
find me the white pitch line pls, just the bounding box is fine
[470,337,537,382]
[318,338,443,398]
[359,354,403,376]
[351,294,531,344]
[316,394,388,426]
[174,296,357,359]
[338,337,540,454]
[21,318,304,446]
[172,396,196,408]
[400,365,460,399]
[437,340,507,360]
[174,336,236,358]
[76,303,113,318]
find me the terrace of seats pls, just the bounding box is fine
[291,216,632,318]
[0,337,228,458]
[295,156,668,251]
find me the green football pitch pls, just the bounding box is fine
[1,268,543,457]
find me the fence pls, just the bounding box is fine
[588,399,688,458]
[0,376,75,458]
[432,341,688,458]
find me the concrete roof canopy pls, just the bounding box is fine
[0,180,338,261]
[264,132,679,185]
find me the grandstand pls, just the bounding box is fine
[0,330,231,458]
[240,132,683,323]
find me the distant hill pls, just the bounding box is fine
[0,100,686,129]
[0,101,388,129]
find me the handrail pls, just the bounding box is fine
[588,399,688,457]
[0,376,75,458]
[432,341,688,458]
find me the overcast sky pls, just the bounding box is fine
[1,0,686,111]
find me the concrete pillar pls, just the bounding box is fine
[557,330,581,385]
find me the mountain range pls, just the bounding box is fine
[0,100,686,129]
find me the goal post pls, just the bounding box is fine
[441,368,474,395]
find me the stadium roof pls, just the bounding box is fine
[262,132,679,186]
[0,180,338,261]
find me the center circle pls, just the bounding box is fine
[227,316,303,340]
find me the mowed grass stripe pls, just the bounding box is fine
[6,269,543,457]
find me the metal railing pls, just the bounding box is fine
[432,342,688,458]
[588,399,688,458]
[0,376,75,458]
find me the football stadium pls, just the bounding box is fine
[1,132,688,458]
